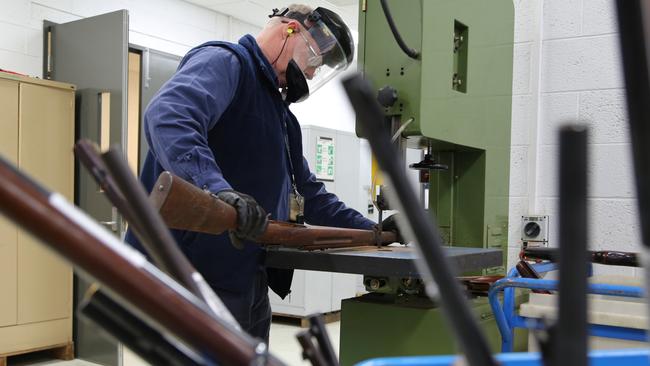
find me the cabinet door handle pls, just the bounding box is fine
[99,220,118,232]
[99,207,118,232]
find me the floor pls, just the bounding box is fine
[6,320,341,366]
[269,319,341,366]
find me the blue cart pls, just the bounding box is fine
[488,262,646,352]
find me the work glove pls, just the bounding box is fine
[375,213,406,245]
[215,190,269,249]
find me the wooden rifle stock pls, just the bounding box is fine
[150,171,396,249]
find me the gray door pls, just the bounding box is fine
[136,47,181,171]
[45,10,128,366]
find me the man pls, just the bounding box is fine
[126,4,399,341]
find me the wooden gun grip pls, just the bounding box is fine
[149,172,237,235]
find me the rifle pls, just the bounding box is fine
[0,155,285,366]
[523,247,639,267]
[150,171,397,250]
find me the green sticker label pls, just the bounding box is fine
[315,137,335,181]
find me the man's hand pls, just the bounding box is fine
[215,190,269,249]
[376,213,406,245]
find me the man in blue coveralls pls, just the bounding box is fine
[126,4,400,341]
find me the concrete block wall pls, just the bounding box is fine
[0,0,260,77]
[509,0,642,277]
[508,0,543,270]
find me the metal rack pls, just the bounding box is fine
[489,262,646,353]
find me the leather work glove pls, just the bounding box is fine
[215,190,269,249]
[376,213,406,245]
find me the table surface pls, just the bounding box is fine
[264,245,502,277]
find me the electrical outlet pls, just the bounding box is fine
[521,215,549,245]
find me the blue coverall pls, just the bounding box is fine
[125,35,374,340]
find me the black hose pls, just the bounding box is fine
[380,0,419,59]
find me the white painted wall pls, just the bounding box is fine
[508,0,641,278]
[0,0,260,77]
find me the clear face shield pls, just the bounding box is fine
[279,9,352,103]
[293,19,349,94]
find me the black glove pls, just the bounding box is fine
[215,190,269,249]
[376,213,406,245]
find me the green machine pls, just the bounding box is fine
[340,1,519,364]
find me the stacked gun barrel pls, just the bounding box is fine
[0,146,286,365]
[0,138,378,365]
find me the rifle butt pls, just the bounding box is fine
[150,172,237,234]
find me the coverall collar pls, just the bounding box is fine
[239,35,280,91]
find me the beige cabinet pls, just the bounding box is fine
[0,73,75,358]
[0,79,18,328]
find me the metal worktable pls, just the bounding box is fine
[264,245,502,277]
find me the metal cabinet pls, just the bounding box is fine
[269,126,365,316]
[0,73,75,356]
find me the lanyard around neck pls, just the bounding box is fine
[282,119,298,190]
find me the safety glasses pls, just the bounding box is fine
[298,31,323,69]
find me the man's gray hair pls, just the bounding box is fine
[266,4,314,27]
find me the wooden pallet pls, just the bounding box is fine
[272,311,340,328]
[0,342,73,366]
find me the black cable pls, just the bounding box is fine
[379,0,419,59]
[271,33,290,66]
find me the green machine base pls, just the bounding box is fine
[339,294,528,366]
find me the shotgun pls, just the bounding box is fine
[150,171,397,250]
[0,155,285,366]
